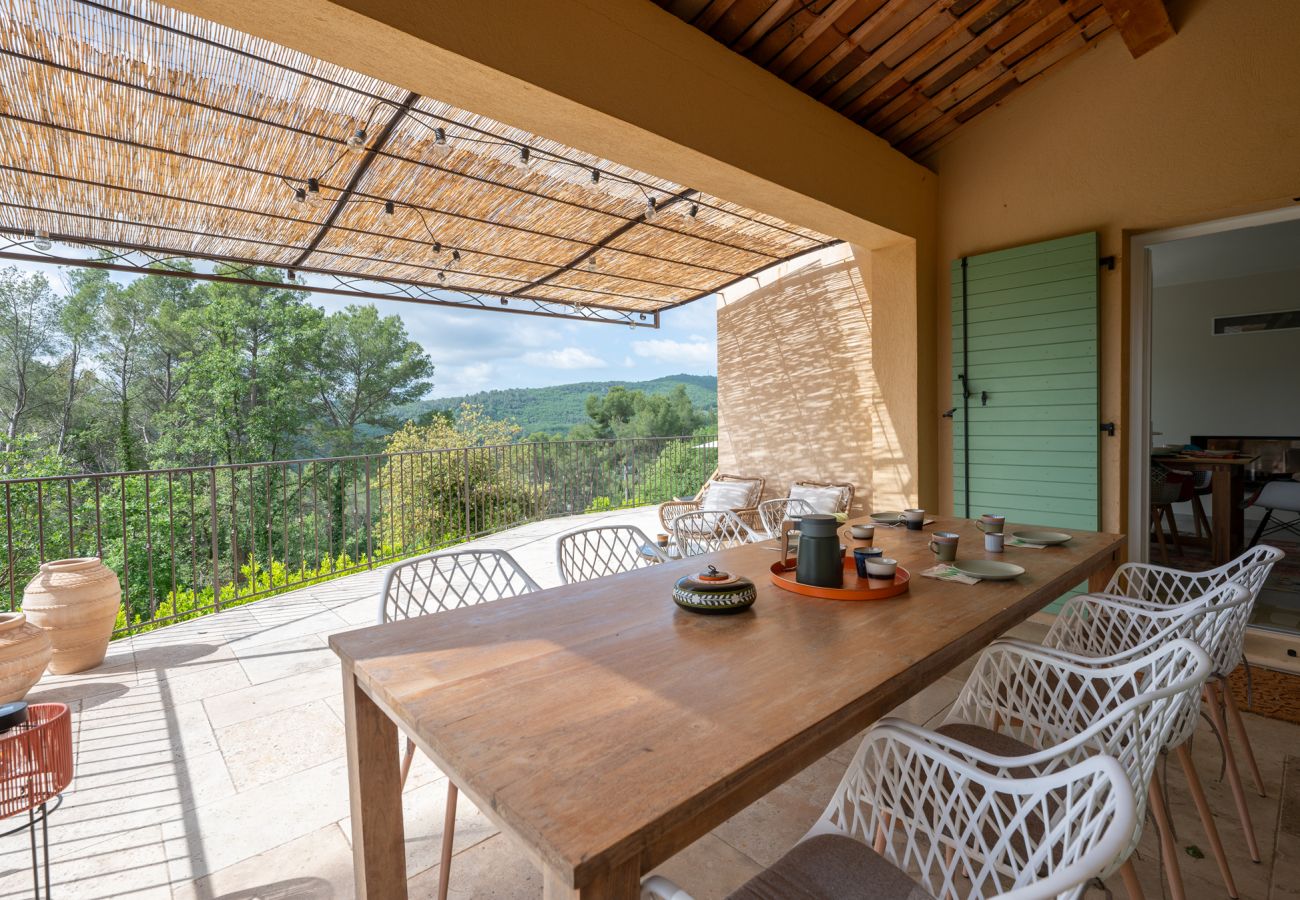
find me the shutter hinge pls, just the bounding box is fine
[1100,422,1116,436]
[1099,255,1116,270]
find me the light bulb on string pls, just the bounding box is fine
[437,271,446,284]
[589,168,601,186]
[294,188,307,203]
[585,256,597,273]
[644,196,657,221]
[307,178,321,205]
[347,127,367,152]
[513,146,532,169]
[32,228,52,252]
[384,200,395,215]
[431,126,450,156]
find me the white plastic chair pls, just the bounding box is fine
[556,524,664,584]
[914,638,1211,900]
[756,496,816,538]
[1088,545,1284,865]
[1017,581,1251,899]
[670,509,760,558]
[377,548,541,900]
[644,725,1137,900]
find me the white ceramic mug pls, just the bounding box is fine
[865,557,897,580]
[985,532,1004,553]
[849,523,875,541]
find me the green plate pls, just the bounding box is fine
[1011,530,1072,546]
[869,511,904,524]
[953,560,1025,581]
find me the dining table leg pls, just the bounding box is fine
[544,859,641,899]
[1087,546,1123,593]
[343,664,409,900]
[1209,464,1238,566]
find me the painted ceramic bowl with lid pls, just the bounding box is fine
[673,565,757,614]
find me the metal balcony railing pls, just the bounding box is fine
[0,436,717,635]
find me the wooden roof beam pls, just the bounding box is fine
[1100,0,1174,58]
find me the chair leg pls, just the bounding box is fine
[1203,682,1261,862]
[1221,679,1266,797]
[400,738,415,788]
[1164,506,1184,555]
[1148,775,1186,900]
[1119,859,1147,900]
[438,781,458,900]
[1249,509,1273,548]
[1152,507,1170,566]
[1192,494,1211,539]
[1176,743,1238,899]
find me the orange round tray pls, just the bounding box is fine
[769,557,910,601]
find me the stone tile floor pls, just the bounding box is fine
[4,504,1298,898]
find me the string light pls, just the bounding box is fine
[451,250,461,264]
[347,127,367,152]
[432,241,442,254]
[500,298,508,306]
[32,228,52,252]
[437,272,446,284]
[585,256,597,272]
[294,187,307,203]
[514,146,532,168]
[645,196,657,221]
[589,168,601,186]
[688,203,699,220]
[307,178,320,204]
[384,200,395,215]
[431,126,449,155]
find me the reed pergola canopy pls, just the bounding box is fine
[0,0,838,326]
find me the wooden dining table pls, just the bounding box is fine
[330,516,1124,899]
[1153,454,1256,565]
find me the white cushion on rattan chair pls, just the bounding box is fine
[789,483,845,515]
[726,834,935,900]
[699,480,756,511]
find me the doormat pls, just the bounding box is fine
[1227,663,1300,727]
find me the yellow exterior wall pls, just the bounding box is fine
[927,0,1300,532]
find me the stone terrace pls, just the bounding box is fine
[5,505,1299,899]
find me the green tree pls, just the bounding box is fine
[0,267,59,452]
[99,275,155,469]
[313,305,433,453]
[579,384,710,440]
[55,268,107,455]
[156,268,324,465]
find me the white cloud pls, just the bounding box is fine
[631,338,714,365]
[623,356,635,368]
[519,347,607,370]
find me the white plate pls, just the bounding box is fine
[1011,530,1072,546]
[869,511,904,524]
[953,560,1025,581]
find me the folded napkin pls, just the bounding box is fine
[1005,538,1049,549]
[921,564,980,585]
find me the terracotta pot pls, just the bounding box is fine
[0,612,52,702]
[22,558,121,675]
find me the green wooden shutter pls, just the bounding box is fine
[951,232,1099,612]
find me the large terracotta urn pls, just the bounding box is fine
[0,612,52,701]
[22,558,121,674]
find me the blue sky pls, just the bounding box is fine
[7,258,718,398]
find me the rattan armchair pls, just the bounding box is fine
[657,472,765,531]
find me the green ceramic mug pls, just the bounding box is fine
[928,531,960,562]
[975,514,1006,534]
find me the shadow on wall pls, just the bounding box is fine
[718,248,904,511]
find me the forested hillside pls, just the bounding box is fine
[402,374,718,435]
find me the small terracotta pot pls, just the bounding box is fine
[0,612,52,702]
[22,558,121,675]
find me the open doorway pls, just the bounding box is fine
[1130,208,1300,668]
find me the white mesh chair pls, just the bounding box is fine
[914,639,1211,899]
[756,497,817,538]
[1016,581,1251,899]
[644,725,1137,900]
[670,509,760,558]
[556,525,664,584]
[1088,544,1284,865]
[377,548,541,900]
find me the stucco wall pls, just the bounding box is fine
[717,248,870,513]
[926,0,1300,532]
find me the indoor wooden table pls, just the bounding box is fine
[331,516,1124,899]
[1156,454,1256,565]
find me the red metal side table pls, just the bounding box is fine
[1,703,73,899]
